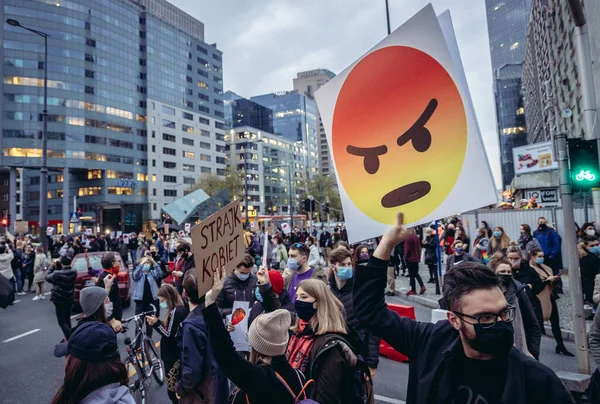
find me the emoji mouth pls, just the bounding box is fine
[381,181,431,208]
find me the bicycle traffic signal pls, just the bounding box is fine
[568,139,600,192]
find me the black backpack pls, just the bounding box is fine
[310,334,373,404]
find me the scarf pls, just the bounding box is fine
[286,320,316,374]
[518,234,531,252]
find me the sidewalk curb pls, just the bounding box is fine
[395,287,576,341]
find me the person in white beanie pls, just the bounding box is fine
[203,268,309,404]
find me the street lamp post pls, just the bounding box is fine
[7,19,49,253]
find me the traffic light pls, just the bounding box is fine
[6,214,10,228]
[568,139,600,191]
[1,218,7,227]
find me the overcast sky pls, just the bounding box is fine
[170,0,501,187]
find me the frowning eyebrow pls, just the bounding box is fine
[397,99,438,149]
[346,145,388,174]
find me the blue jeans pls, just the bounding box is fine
[13,268,23,293]
[130,249,136,267]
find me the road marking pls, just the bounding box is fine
[13,300,21,303]
[3,329,41,343]
[375,395,405,404]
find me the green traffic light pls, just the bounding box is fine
[575,169,597,182]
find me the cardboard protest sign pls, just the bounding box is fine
[315,4,496,243]
[190,200,245,298]
[85,228,93,235]
[179,230,185,238]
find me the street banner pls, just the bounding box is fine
[512,141,557,175]
[190,200,245,298]
[314,4,497,243]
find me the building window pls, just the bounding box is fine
[199,142,211,150]
[87,170,102,179]
[164,189,177,197]
[162,106,175,115]
[183,177,195,185]
[163,161,176,169]
[183,151,195,159]
[197,81,209,89]
[153,203,157,210]
[186,76,192,83]
[163,147,176,156]
[215,122,226,130]
[182,124,194,133]
[213,53,222,62]
[164,175,177,183]
[200,130,211,137]
[198,106,210,113]
[185,101,193,108]
[201,167,212,174]
[162,119,176,128]
[153,189,157,196]
[198,93,209,101]
[152,145,156,152]
[200,154,211,162]
[197,58,208,66]
[182,137,194,146]
[197,45,207,54]
[198,70,208,78]
[199,117,210,125]
[183,112,193,121]
[186,88,193,95]
[163,133,176,142]
[183,164,195,172]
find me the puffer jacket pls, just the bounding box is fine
[329,276,380,369]
[45,268,77,304]
[215,272,258,318]
[0,249,14,280]
[80,383,135,404]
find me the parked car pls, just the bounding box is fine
[71,252,131,309]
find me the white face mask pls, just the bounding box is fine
[586,229,596,236]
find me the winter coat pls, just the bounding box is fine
[10,249,23,272]
[33,253,48,283]
[80,382,135,404]
[423,235,437,265]
[175,305,229,404]
[45,268,77,304]
[202,303,305,404]
[594,274,600,305]
[403,234,421,263]
[272,244,288,269]
[128,238,139,251]
[504,279,542,360]
[445,252,477,272]
[518,235,541,259]
[248,283,296,326]
[132,263,161,302]
[22,251,35,274]
[0,249,14,280]
[329,276,380,369]
[352,256,573,404]
[308,244,324,268]
[533,227,561,258]
[175,254,195,295]
[590,309,600,368]
[581,251,600,303]
[153,305,187,363]
[214,272,258,318]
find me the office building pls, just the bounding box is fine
[1,0,225,233]
[225,126,307,215]
[293,69,336,177]
[486,0,531,188]
[251,91,319,178]
[224,91,273,134]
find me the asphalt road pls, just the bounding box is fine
[0,292,591,404]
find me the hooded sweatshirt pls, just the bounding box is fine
[80,383,136,404]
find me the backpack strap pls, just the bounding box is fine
[274,369,313,403]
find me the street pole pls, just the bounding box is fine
[567,0,600,230]
[288,169,294,228]
[40,34,48,252]
[384,0,391,35]
[244,148,249,229]
[556,132,590,374]
[434,220,441,295]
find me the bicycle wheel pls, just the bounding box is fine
[147,340,165,384]
[125,358,147,404]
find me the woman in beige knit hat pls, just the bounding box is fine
[202,267,310,404]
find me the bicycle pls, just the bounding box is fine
[121,305,165,404]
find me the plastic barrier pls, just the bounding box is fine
[379,304,416,363]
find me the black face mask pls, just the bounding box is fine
[151,252,157,258]
[538,224,547,230]
[466,321,514,356]
[499,274,512,289]
[295,300,317,321]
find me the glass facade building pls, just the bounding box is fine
[0,0,223,233]
[486,0,531,188]
[224,91,273,134]
[251,91,319,178]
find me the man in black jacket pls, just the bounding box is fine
[215,254,258,318]
[46,256,77,340]
[353,212,572,404]
[329,247,379,377]
[580,236,600,305]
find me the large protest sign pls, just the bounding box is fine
[191,200,245,298]
[315,4,496,243]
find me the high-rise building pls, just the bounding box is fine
[1,0,226,233]
[293,69,336,177]
[486,0,531,188]
[224,91,273,134]
[251,91,319,179]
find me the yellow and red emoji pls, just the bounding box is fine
[332,46,467,224]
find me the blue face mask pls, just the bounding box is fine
[159,301,168,310]
[255,288,263,302]
[337,267,353,281]
[236,272,250,281]
[287,258,299,271]
[590,246,600,255]
[493,231,502,238]
[142,264,150,272]
[455,247,463,254]
[535,258,544,265]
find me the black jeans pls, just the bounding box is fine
[427,264,437,281]
[54,302,73,340]
[135,300,159,337]
[407,261,424,291]
[164,360,179,404]
[24,271,34,291]
[549,296,566,348]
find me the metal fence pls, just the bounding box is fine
[462,207,595,268]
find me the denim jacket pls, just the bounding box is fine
[132,263,161,301]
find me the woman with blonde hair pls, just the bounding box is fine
[487,226,511,256]
[145,284,186,404]
[287,278,372,404]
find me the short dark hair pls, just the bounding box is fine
[237,254,255,269]
[101,252,117,269]
[584,235,599,245]
[176,240,191,253]
[60,256,73,268]
[274,235,283,244]
[0,245,5,254]
[442,262,500,312]
[182,269,204,305]
[329,248,352,265]
[289,242,310,257]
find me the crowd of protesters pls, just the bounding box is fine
[3,215,600,403]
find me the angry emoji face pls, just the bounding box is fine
[332,46,468,224]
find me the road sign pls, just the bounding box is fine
[69,212,79,223]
